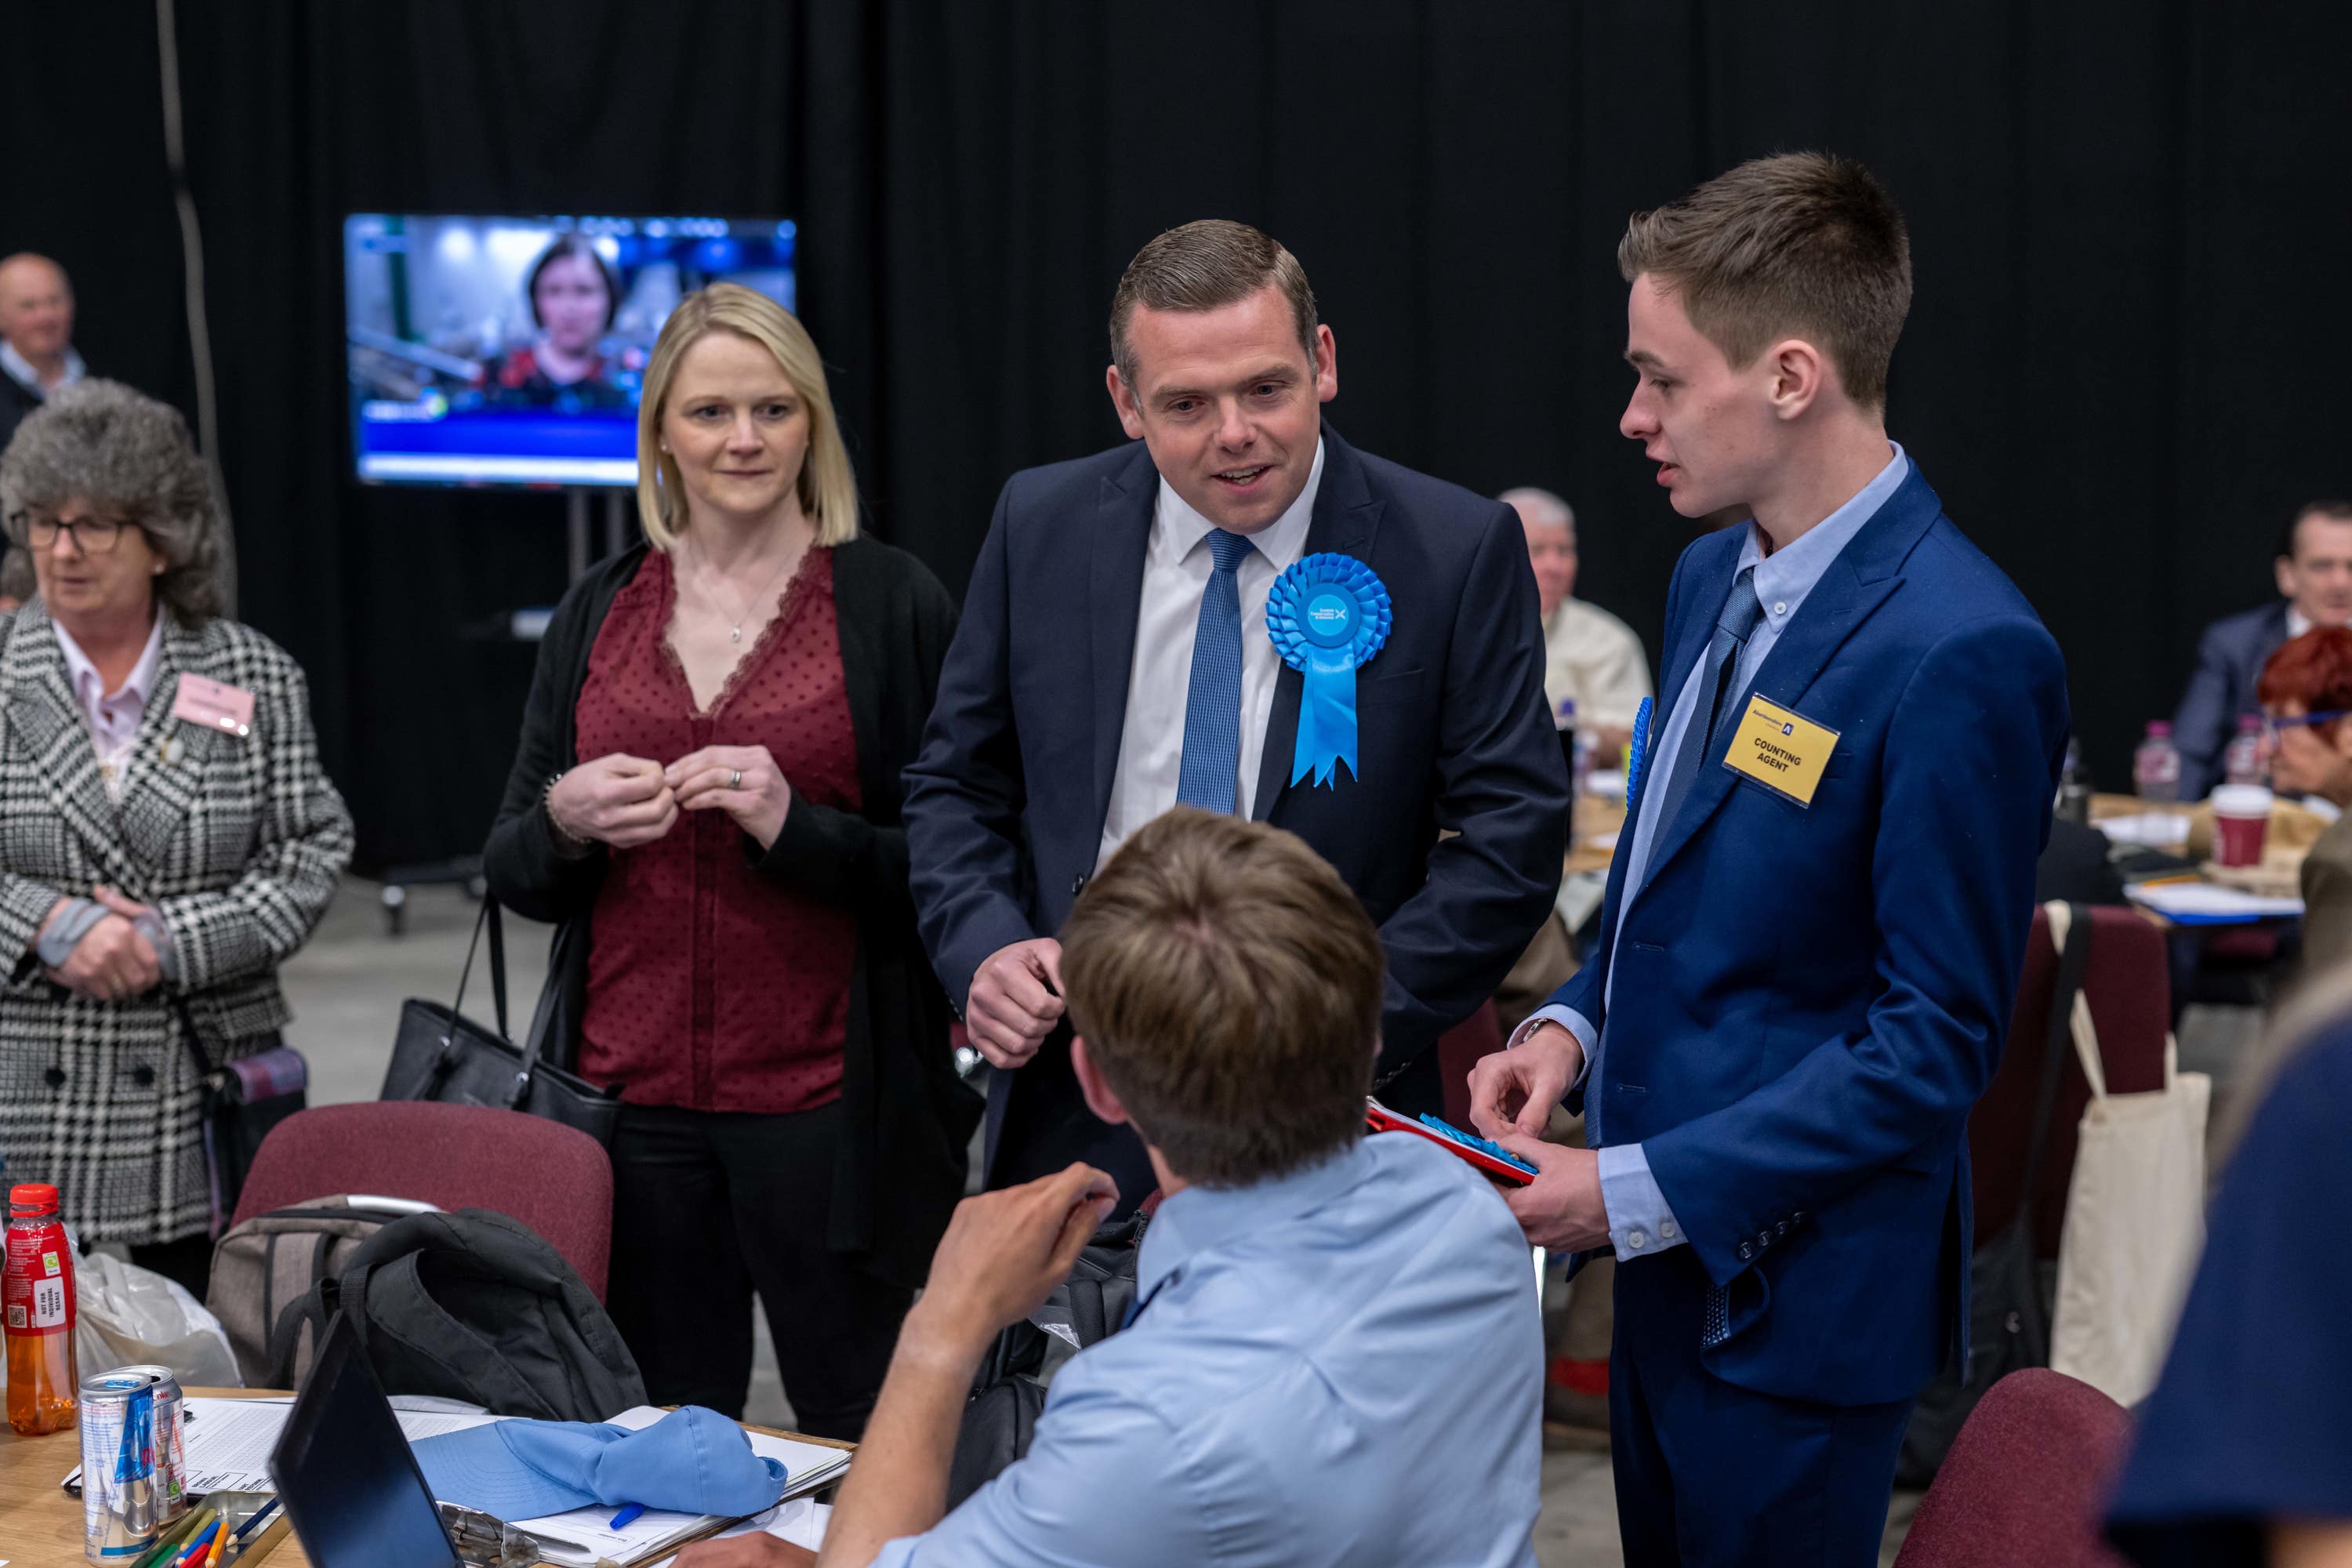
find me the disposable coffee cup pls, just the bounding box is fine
[2211,785,2273,869]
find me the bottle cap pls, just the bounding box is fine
[9,1182,59,1211]
[2147,720,2173,737]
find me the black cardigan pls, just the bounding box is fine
[483,535,981,1290]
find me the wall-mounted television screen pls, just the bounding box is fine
[344,214,796,488]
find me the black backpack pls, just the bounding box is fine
[946,1213,1149,1507]
[270,1207,645,1422]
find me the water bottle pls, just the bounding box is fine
[2223,714,2267,787]
[5,1182,78,1435]
[2056,738,2092,825]
[2132,720,2183,804]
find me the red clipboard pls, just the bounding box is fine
[1366,1098,1537,1186]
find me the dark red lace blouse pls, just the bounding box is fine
[572,546,860,1112]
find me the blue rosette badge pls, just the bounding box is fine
[1266,553,1393,787]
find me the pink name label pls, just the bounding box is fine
[170,674,256,737]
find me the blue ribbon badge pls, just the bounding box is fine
[1266,553,1393,787]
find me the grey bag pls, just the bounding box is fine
[205,1196,407,1386]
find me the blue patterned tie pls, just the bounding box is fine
[1649,565,1765,840]
[1174,529,1257,813]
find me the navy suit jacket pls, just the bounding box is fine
[1549,463,2068,1406]
[904,425,1570,1161]
[2170,600,2289,800]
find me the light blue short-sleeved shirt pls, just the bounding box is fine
[869,1135,1543,1568]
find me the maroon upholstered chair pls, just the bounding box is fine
[229,1102,614,1300]
[1893,1368,2133,1568]
[1970,906,2170,1256]
[1436,1001,1507,1128]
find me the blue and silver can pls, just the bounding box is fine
[78,1370,158,1563]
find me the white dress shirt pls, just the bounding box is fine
[54,613,165,803]
[1096,439,1324,868]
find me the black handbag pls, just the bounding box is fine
[1896,901,2091,1483]
[173,999,307,1234]
[379,898,621,1147]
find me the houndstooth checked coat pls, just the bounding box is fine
[0,601,352,1245]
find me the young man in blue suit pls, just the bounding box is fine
[1471,154,2070,1566]
[905,220,1568,1207]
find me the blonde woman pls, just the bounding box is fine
[484,284,978,1437]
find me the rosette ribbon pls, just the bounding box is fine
[1265,552,1394,787]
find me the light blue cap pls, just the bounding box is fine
[413,1405,788,1523]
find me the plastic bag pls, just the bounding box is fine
[74,1250,244,1388]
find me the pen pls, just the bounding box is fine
[608,1501,647,1530]
[203,1524,227,1568]
[230,1498,281,1541]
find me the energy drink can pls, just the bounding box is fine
[112,1366,187,1523]
[78,1370,158,1563]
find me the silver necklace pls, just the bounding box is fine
[695,543,802,644]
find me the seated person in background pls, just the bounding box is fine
[0,544,34,612]
[0,252,87,453]
[2106,972,2352,1566]
[681,808,1544,1568]
[2173,499,2352,799]
[1504,485,1650,757]
[2256,627,2352,978]
[477,235,633,411]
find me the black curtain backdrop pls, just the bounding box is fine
[5,1,2348,868]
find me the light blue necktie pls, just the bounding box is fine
[1647,564,1765,841]
[1174,529,1257,813]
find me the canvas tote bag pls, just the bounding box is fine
[2045,902,2210,1406]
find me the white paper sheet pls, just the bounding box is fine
[63,1395,501,1494]
[2098,811,2193,848]
[652,1498,830,1563]
[2125,881,2304,922]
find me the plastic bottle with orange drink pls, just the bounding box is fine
[5,1181,80,1435]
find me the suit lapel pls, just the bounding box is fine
[114,619,227,884]
[1632,471,1939,902]
[1,604,140,890]
[1088,452,1157,844]
[1254,428,1382,822]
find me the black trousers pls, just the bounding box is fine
[605,1099,911,1442]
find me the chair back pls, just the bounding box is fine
[1893,1368,2132,1568]
[1971,905,2169,1255]
[230,1102,613,1299]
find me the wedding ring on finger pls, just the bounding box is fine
[731,768,743,789]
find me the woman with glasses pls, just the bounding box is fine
[0,380,353,1296]
[2256,627,2352,976]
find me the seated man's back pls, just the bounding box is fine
[937,1133,1540,1566]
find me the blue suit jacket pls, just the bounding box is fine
[905,426,1570,1160]
[1551,464,2068,1406]
[2170,600,2288,800]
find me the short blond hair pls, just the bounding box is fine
[1060,808,1382,1187]
[635,283,859,550]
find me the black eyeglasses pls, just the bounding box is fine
[5,508,129,554]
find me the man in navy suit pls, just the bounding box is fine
[2170,500,2352,798]
[905,220,1568,1206]
[1471,154,2070,1566]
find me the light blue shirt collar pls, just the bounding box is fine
[0,341,84,398]
[1732,441,1909,633]
[1136,1135,1373,1301]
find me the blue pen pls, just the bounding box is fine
[608,1502,647,1530]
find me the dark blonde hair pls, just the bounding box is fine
[1059,808,1381,1187]
[1108,220,1319,394]
[1618,151,1911,409]
[635,283,859,550]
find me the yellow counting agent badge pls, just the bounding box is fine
[1722,694,1838,807]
